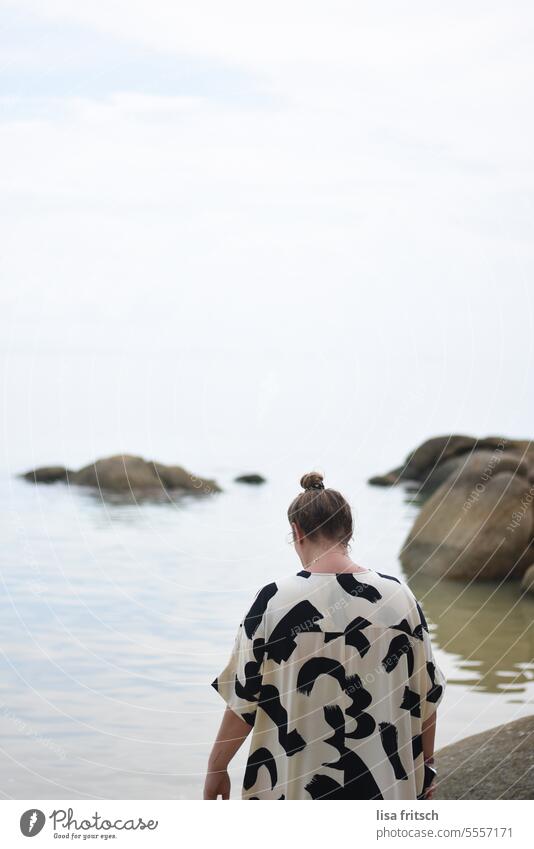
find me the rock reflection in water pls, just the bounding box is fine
[405,571,534,695]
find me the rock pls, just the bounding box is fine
[403,434,484,480]
[400,451,534,580]
[413,453,484,495]
[73,455,159,490]
[369,435,480,487]
[22,455,220,496]
[435,715,534,799]
[521,563,534,594]
[372,434,534,581]
[369,433,534,491]
[152,462,219,492]
[22,466,72,483]
[368,470,403,487]
[234,473,266,484]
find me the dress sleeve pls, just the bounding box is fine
[211,591,269,726]
[416,600,446,723]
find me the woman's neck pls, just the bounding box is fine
[303,549,366,574]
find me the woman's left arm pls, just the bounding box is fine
[204,707,252,799]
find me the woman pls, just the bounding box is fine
[204,472,445,800]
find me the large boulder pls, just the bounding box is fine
[369,433,534,493]
[400,451,534,580]
[521,563,534,594]
[22,455,220,496]
[435,715,534,799]
[402,434,485,481]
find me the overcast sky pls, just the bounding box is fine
[1,2,533,467]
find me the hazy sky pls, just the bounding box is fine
[1,2,533,469]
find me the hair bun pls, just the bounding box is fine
[300,471,325,491]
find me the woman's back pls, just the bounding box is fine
[213,568,445,800]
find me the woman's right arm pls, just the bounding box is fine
[421,711,437,799]
[422,710,436,758]
[204,707,252,799]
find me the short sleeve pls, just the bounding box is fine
[211,584,276,726]
[211,624,264,725]
[417,604,446,722]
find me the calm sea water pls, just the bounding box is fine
[1,463,533,798]
[1,348,533,798]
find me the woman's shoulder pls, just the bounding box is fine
[245,569,422,613]
[368,569,420,606]
[245,573,305,611]
[369,571,428,631]
[374,569,402,584]
[242,572,318,620]
[241,570,428,638]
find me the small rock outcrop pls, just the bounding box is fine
[435,715,534,799]
[23,466,72,484]
[22,455,220,496]
[234,473,266,485]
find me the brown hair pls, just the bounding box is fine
[287,471,353,548]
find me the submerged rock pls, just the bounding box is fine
[435,715,534,799]
[234,473,266,484]
[22,455,220,496]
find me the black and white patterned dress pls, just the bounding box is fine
[212,569,446,800]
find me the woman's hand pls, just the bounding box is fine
[204,707,252,799]
[423,779,436,800]
[203,768,231,800]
